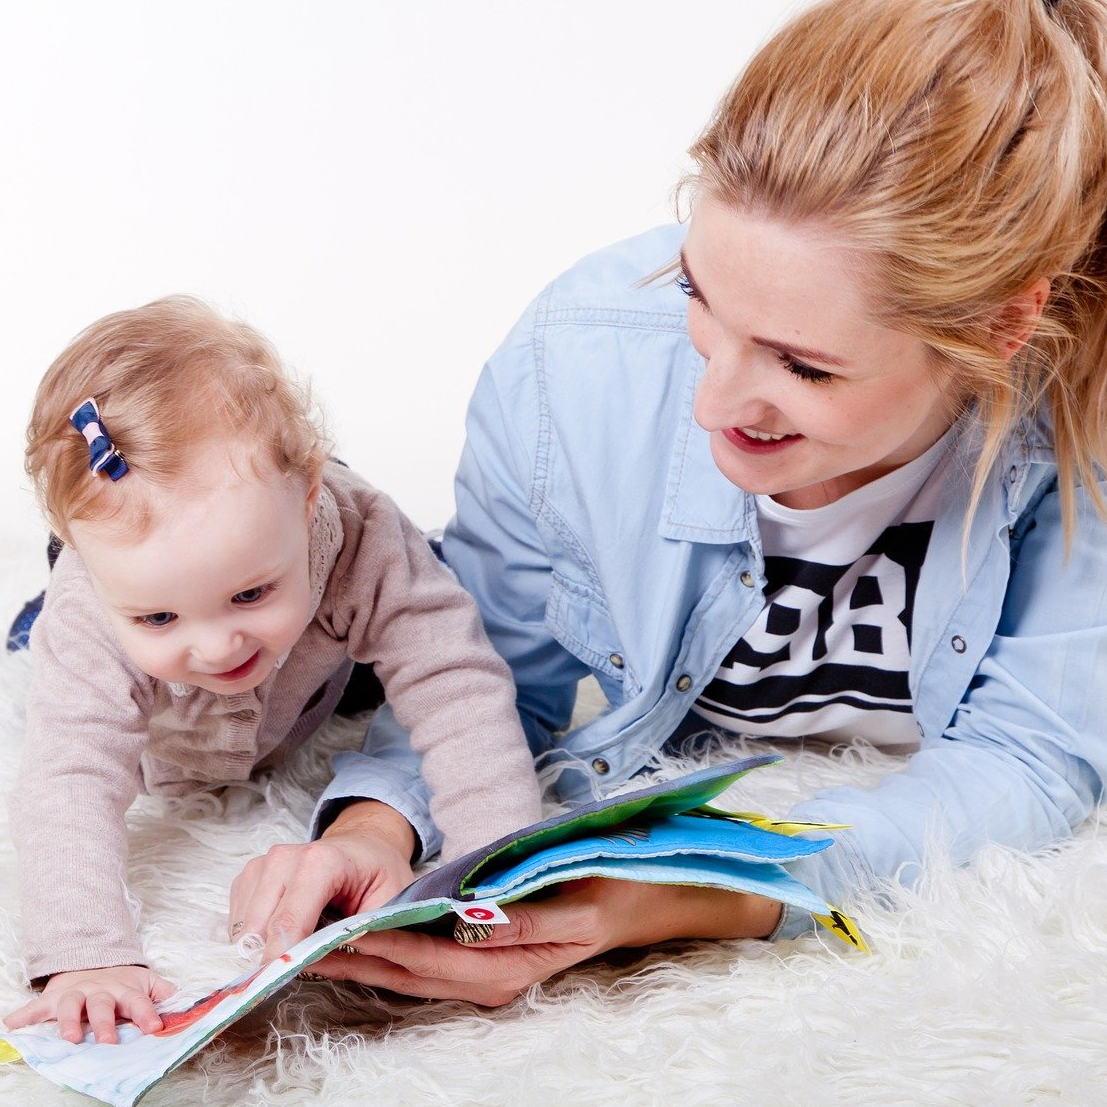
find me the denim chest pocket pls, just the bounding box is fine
[544,573,640,698]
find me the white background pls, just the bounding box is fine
[0,1,800,585]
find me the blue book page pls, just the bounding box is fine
[474,853,833,916]
[473,814,832,898]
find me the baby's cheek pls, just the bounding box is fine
[117,635,175,682]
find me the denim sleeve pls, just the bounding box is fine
[442,314,590,753]
[774,480,1107,936]
[308,702,443,860]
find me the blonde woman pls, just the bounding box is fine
[235,0,1107,1003]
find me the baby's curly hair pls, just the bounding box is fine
[26,296,331,543]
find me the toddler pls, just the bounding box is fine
[2,296,541,1042]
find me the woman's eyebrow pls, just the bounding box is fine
[751,336,849,368]
[681,248,849,368]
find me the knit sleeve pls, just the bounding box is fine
[323,477,542,860]
[9,546,154,980]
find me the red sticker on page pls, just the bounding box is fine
[450,899,510,924]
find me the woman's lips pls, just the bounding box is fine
[211,651,260,682]
[722,426,803,454]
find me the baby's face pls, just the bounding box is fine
[70,452,318,695]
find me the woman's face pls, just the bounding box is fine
[683,196,956,509]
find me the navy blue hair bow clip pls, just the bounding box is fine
[70,397,129,481]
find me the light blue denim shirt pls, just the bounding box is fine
[315,224,1107,940]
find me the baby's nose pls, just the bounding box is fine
[190,628,246,669]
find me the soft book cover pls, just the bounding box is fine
[0,754,865,1107]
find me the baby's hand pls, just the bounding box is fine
[2,965,177,1045]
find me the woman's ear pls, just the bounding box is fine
[996,277,1051,361]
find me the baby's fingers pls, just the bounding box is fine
[84,991,123,1044]
[1,995,53,1032]
[54,989,94,1044]
[117,990,164,1036]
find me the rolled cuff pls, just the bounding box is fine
[308,750,444,862]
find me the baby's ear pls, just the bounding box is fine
[305,478,322,525]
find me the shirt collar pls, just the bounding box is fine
[658,350,756,545]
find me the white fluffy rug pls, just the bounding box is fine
[2,528,1107,1107]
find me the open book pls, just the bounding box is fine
[0,754,865,1107]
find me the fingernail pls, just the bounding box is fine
[297,971,328,983]
[235,932,264,959]
[336,943,362,956]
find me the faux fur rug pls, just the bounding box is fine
[1,529,1106,1107]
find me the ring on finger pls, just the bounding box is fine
[230,921,244,938]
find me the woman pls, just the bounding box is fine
[231,0,1107,1003]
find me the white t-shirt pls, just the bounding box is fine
[693,428,957,747]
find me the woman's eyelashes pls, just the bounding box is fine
[677,268,836,385]
[675,269,703,304]
[778,353,835,385]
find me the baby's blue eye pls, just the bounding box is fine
[139,611,177,628]
[233,585,270,605]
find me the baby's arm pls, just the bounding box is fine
[327,473,542,859]
[3,966,176,1044]
[8,549,164,998]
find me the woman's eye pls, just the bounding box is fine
[675,270,701,302]
[779,353,834,385]
[138,612,177,628]
[233,584,272,605]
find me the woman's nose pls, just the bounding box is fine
[692,350,772,433]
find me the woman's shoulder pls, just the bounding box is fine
[538,223,689,324]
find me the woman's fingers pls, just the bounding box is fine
[304,948,529,1007]
[229,851,292,946]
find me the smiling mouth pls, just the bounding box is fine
[738,426,794,442]
[210,652,261,682]
[723,426,803,452]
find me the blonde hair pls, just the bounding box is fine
[26,295,331,543]
[687,0,1107,539]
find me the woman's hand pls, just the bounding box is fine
[230,800,417,964]
[2,965,177,1044]
[299,879,783,1006]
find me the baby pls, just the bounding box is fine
[2,296,541,1042]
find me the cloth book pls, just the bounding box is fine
[0,753,864,1106]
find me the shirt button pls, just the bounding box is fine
[950,635,967,654]
[592,758,610,775]
[676,674,693,692]
[1008,466,1018,483]
[740,571,755,587]
[609,653,624,670]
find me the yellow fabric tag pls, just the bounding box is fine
[812,908,870,953]
[0,1041,22,1064]
[699,806,851,836]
